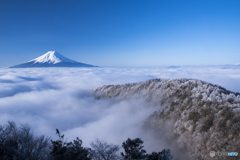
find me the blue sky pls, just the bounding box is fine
[0,0,239,67]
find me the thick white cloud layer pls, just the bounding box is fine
[0,67,240,154]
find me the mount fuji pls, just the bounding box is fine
[9,51,98,68]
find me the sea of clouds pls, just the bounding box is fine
[0,67,240,154]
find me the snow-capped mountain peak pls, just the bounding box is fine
[9,51,97,68]
[29,51,76,64]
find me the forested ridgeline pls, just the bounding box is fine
[95,78,240,160]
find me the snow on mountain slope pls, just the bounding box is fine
[28,51,76,64]
[94,79,240,160]
[9,51,97,68]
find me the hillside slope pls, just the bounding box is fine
[94,79,240,160]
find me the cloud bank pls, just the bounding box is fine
[0,67,240,155]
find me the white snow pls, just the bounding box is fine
[28,51,76,64]
[95,78,240,160]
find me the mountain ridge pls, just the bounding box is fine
[94,78,240,160]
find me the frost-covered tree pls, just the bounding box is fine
[95,78,240,159]
[0,121,50,160]
[50,129,92,160]
[90,138,121,160]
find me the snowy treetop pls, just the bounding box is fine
[94,78,240,160]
